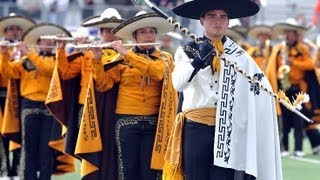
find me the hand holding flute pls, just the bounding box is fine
[91,40,128,61]
[0,41,29,59]
[0,41,10,53]
[55,34,68,49]
[91,41,104,61]
[110,40,128,56]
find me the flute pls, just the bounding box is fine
[261,39,270,71]
[0,42,56,49]
[72,42,160,49]
[40,35,75,41]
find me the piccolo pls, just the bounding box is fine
[72,42,160,49]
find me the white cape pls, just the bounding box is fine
[214,37,283,180]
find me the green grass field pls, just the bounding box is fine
[52,133,320,180]
[281,133,320,180]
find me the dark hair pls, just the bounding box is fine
[100,27,113,33]
[4,25,22,32]
[201,9,230,18]
[132,27,157,38]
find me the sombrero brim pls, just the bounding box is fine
[112,13,174,41]
[22,23,72,45]
[81,15,124,28]
[226,29,244,42]
[247,25,275,39]
[172,0,260,19]
[231,25,248,36]
[0,15,35,38]
[164,31,183,41]
[273,23,308,36]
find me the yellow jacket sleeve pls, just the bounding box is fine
[0,51,21,79]
[57,48,82,80]
[27,49,55,76]
[291,54,315,71]
[91,59,120,92]
[289,43,314,70]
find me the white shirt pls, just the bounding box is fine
[172,46,220,111]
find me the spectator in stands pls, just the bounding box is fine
[44,0,70,26]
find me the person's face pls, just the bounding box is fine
[284,30,298,46]
[100,28,117,42]
[200,10,229,40]
[134,27,157,50]
[5,25,23,41]
[38,39,55,53]
[257,32,271,45]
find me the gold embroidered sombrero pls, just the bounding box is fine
[81,8,125,28]
[172,0,260,19]
[248,25,275,39]
[226,28,245,42]
[232,25,248,37]
[22,23,72,45]
[112,11,174,41]
[0,14,35,38]
[273,18,308,36]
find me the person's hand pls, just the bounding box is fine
[56,34,67,49]
[0,41,10,53]
[110,40,127,56]
[74,37,87,45]
[18,42,29,56]
[191,40,215,69]
[91,41,103,61]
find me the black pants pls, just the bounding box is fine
[0,94,20,177]
[20,98,54,180]
[305,129,320,149]
[183,119,235,180]
[64,104,83,156]
[115,115,160,180]
[281,86,304,151]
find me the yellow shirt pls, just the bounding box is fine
[57,49,92,104]
[92,48,172,115]
[0,48,15,88]
[0,75,8,88]
[0,49,55,101]
[247,46,272,72]
[275,43,315,85]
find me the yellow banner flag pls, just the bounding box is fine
[2,80,20,135]
[45,62,63,104]
[75,74,102,176]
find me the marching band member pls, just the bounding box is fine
[266,19,317,157]
[0,14,35,179]
[247,25,274,72]
[0,23,72,179]
[50,8,125,161]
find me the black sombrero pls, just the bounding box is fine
[112,11,174,41]
[0,14,35,37]
[22,23,72,45]
[172,0,260,19]
[81,8,125,28]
